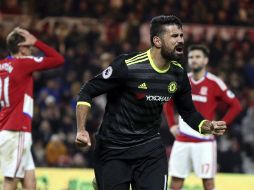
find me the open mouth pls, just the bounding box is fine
[175,46,183,54]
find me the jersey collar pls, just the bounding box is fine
[147,49,170,73]
[6,56,13,60]
[190,72,207,84]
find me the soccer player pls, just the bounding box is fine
[164,44,242,190]
[75,15,227,190]
[0,27,64,190]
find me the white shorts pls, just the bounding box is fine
[0,130,35,178]
[169,141,217,179]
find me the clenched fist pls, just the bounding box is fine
[75,130,91,147]
[200,120,227,135]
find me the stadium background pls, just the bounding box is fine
[0,0,254,189]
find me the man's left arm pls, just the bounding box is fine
[216,85,242,124]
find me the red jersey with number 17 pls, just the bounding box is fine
[0,40,64,132]
[164,72,242,142]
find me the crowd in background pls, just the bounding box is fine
[1,0,254,25]
[0,0,254,173]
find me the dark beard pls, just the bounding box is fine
[161,47,183,62]
[192,66,203,73]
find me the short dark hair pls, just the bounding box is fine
[6,30,25,54]
[188,44,210,57]
[150,15,182,46]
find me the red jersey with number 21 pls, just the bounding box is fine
[0,41,64,132]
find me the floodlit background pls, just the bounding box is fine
[0,0,254,189]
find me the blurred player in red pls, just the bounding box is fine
[0,27,64,190]
[164,44,242,190]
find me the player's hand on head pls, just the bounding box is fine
[200,120,227,136]
[15,27,37,46]
[75,130,91,147]
[170,125,180,138]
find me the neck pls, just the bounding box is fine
[192,69,206,81]
[11,52,23,58]
[150,47,170,70]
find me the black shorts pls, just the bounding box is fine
[93,138,168,190]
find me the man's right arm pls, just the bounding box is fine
[20,40,65,73]
[75,104,91,146]
[163,100,180,138]
[15,28,64,72]
[75,56,128,146]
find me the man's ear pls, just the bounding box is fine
[204,57,209,66]
[19,46,25,54]
[19,46,29,55]
[153,36,162,48]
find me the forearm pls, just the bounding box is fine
[222,99,242,124]
[163,101,177,127]
[174,92,205,132]
[76,104,91,132]
[181,110,205,131]
[34,40,64,62]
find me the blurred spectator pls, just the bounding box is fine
[244,57,254,87]
[218,138,243,173]
[242,90,254,161]
[1,0,22,14]
[45,134,70,166]
[32,140,45,166]
[38,120,52,144]
[25,0,254,25]
[72,153,86,167]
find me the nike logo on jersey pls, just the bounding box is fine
[138,83,147,89]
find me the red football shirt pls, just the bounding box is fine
[164,72,242,142]
[0,40,64,132]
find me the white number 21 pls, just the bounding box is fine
[0,77,10,107]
